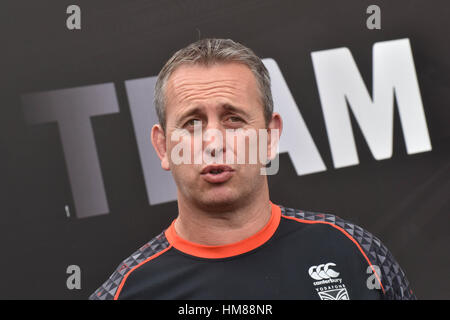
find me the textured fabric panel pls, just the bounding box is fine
[280,205,416,300]
[89,231,170,300]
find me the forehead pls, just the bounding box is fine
[165,62,260,110]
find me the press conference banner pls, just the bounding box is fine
[1,0,449,299]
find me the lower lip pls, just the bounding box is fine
[201,170,234,184]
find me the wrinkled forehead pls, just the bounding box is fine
[165,62,261,109]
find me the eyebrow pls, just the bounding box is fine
[175,107,204,127]
[222,103,248,116]
[175,103,249,126]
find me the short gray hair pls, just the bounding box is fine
[154,38,273,132]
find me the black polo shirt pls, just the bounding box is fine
[89,202,415,300]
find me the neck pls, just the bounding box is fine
[174,183,272,246]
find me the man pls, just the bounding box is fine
[90,38,415,300]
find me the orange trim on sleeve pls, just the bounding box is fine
[164,201,281,259]
[281,214,386,295]
[114,245,173,300]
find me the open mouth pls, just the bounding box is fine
[209,169,224,174]
[201,165,233,175]
[200,165,234,183]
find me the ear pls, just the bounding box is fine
[151,124,170,171]
[266,112,282,160]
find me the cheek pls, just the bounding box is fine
[235,164,263,182]
[170,165,197,189]
[226,131,267,165]
[167,134,195,166]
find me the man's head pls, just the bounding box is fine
[154,38,274,133]
[151,38,282,211]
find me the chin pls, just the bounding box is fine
[196,191,241,211]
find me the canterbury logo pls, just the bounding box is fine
[308,262,340,280]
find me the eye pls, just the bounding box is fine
[227,116,243,123]
[184,118,202,127]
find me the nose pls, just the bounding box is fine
[203,120,226,161]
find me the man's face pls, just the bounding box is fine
[153,62,278,210]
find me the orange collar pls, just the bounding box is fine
[165,202,281,259]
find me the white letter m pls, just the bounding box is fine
[311,38,432,168]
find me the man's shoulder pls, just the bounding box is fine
[89,230,170,300]
[277,204,416,300]
[279,204,387,270]
[279,205,380,246]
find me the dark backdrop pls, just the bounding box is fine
[1,0,449,299]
